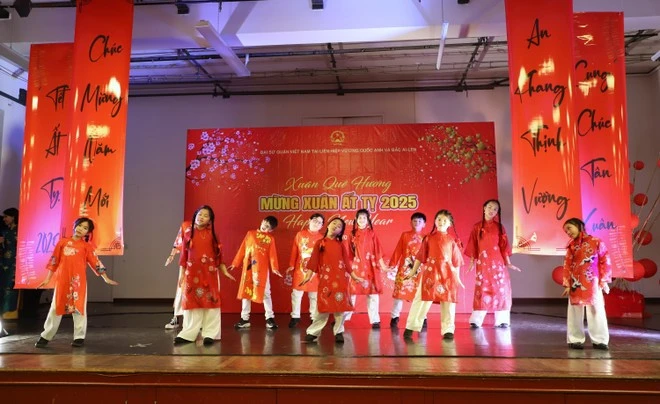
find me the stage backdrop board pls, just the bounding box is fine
[184,123,498,315]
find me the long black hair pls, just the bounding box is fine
[3,208,18,226]
[563,217,586,232]
[427,209,463,250]
[352,209,373,237]
[188,205,220,258]
[479,199,503,240]
[320,218,346,252]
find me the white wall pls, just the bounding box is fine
[1,75,658,300]
[0,71,25,211]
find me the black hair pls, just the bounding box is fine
[188,205,220,258]
[352,209,373,237]
[320,218,346,252]
[3,208,18,225]
[479,199,503,240]
[563,217,586,233]
[73,217,95,242]
[410,212,426,222]
[309,213,325,223]
[264,215,278,230]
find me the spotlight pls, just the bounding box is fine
[0,7,10,19]
[13,0,32,18]
[175,1,189,15]
[311,0,323,10]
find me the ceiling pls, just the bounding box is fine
[1,0,659,97]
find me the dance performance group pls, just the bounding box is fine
[29,199,612,351]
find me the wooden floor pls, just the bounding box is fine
[0,301,658,403]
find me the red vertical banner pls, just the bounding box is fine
[574,12,632,277]
[16,44,73,288]
[505,0,583,255]
[61,0,134,254]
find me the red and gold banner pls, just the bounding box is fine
[16,44,73,288]
[185,123,498,313]
[574,12,632,277]
[505,0,583,255]
[61,0,134,254]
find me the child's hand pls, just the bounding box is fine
[561,287,570,297]
[507,263,521,272]
[286,266,294,274]
[272,269,283,278]
[299,270,313,286]
[36,279,49,289]
[164,255,175,267]
[104,277,119,286]
[601,283,610,294]
[467,261,475,273]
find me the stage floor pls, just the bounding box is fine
[0,300,658,377]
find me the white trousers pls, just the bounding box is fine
[306,312,346,337]
[345,294,380,324]
[469,310,510,327]
[391,298,404,318]
[405,280,456,334]
[172,284,183,316]
[177,308,221,341]
[241,275,274,320]
[40,287,87,341]
[566,288,609,345]
[291,289,318,320]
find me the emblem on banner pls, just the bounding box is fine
[330,130,345,145]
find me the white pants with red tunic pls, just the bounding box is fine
[469,310,510,327]
[405,279,456,335]
[172,284,184,316]
[177,307,221,341]
[306,312,347,336]
[290,289,318,321]
[345,294,380,324]
[566,288,609,345]
[240,275,274,320]
[40,287,88,341]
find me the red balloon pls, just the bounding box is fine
[633,193,649,206]
[625,261,646,281]
[633,160,645,170]
[639,258,657,278]
[551,266,564,286]
[634,230,653,245]
[630,213,639,229]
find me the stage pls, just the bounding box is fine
[0,300,658,403]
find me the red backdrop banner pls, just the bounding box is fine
[505,0,583,255]
[185,123,498,314]
[60,0,133,254]
[15,44,73,288]
[573,12,632,278]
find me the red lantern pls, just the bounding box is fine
[634,230,653,245]
[551,266,564,286]
[625,261,646,281]
[639,258,657,278]
[633,160,645,170]
[633,193,649,206]
[630,213,639,229]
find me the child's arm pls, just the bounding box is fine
[165,224,185,266]
[37,239,64,288]
[561,247,573,297]
[286,233,300,274]
[227,233,249,271]
[597,240,612,294]
[269,236,283,277]
[86,245,118,285]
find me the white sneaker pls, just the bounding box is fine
[165,316,180,329]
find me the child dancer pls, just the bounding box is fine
[286,213,325,328]
[561,218,611,350]
[35,217,118,348]
[230,216,282,329]
[174,205,234,345]
[300,218,363,343]
[388,212,427,328]
[465,199,520,328]
[345,209,388,328]
[403,210,464,340]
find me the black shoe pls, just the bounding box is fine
[371,322,380,329]
[335,333,344,344]
[496,323,509,328]
[592,343,609,350]
[234,319,251,329]
[266,318,279,329]
[35,337,49,348]
[443,332,454,340]
[0,328,8,338]
[470,323,480,329]
[403,329,413,339]
[421,319,428,331]
[304,334,318,342]
[203,337,214,346]
[390,317,399,328]
[568,342,584,350]
[71,339,85,347]
[288,318,300,328]
[173,337,193,345]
